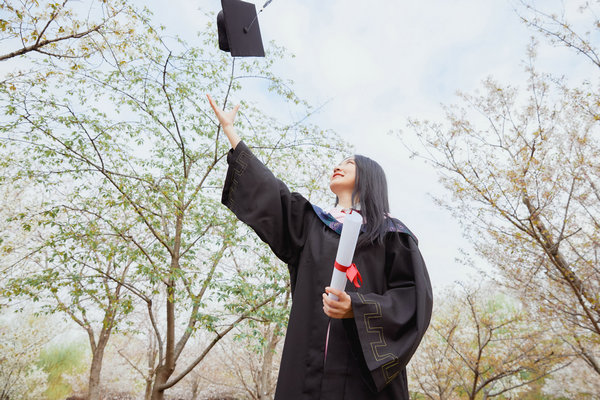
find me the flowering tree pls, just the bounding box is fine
[518,0,600,70]
[1,6,346,399]
[1,0,136,62]
[404,48,600,380]
[0,312,49,400]
[409,285,567,399]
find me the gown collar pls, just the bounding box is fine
[311,204,418,244]
[327,205,361,225]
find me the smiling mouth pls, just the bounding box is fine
[332,173,343,179]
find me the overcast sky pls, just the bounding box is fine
[142,0,599,290]
[111,0,599,288]
[1,0,594,289]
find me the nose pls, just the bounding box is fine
[333,166,342,173]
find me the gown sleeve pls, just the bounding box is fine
[221,141,313,266]
[345,233,433,392]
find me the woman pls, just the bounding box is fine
[208,95,432,400]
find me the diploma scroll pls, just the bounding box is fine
[328,211,362,301]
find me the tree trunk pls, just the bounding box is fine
[150,365,174,400]
[150,253,179,400]
[257,329,280,400]
[257,292,288,399]
[145,332,158,400]
[88,333,110,400]
[149,296,176,400]
[144,378,153,400]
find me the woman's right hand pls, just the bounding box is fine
[207,94,240,128]
[207,94,241,149]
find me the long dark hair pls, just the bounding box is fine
[336,154,392,246]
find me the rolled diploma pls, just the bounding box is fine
[328,211,362,300]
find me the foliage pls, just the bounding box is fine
[540,358,600,399]
[0,159,47,306]
[403,43,600,380]
[0,4,347,397]
[408,285,568,400]
[402,1,600,396]
[0,311,49,400]
[0,0,139,63]
[39,340,88,400]
[517,0,600,70]
[226,292,290,400]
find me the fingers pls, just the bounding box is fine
[207,95,225,123]
[206,94,240,126]
[325,287,345,299]
[206,94,239,114]
[322,300,346,318]
[207,94,218,113]
[322,294,339,318]
[322,293,348,309]
[322,287,352,319]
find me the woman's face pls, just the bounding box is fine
[329,157,356,195]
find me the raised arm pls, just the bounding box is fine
[209,93,314,266]
[207,94,241,149]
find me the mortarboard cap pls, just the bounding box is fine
[217,0,265,57]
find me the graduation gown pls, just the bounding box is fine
[222,142,433,400]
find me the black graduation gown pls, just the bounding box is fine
[222,142,433,400]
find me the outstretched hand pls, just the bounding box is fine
[322,287,354,319]
[207,94,241,149]
[207,94,240,129]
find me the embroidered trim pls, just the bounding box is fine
[356,293,402,384]
[226,149,252,213]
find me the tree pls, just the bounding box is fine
[518,0,600,70]
[0,311,50,400]
[114,322,161,400]
[408,298,460,400]
[403,0,600,386]
[220,290,290,400]
[409,285,567,400]
[0,157,44,296]
[5,202,140,400]
[1,9,346,400]
[1,158,142,400]
[0,0,136,62]
[540,358,600,399]
[403,48,600,381]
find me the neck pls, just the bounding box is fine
[337,192,354,209]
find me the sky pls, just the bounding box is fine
[3,0,594,290]
[142,0,600,290]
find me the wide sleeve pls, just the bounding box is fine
[345,233,433,392]
[221,141,313,266]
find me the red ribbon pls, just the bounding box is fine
[334,260,363,288]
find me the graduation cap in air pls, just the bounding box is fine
[217,0,268,57]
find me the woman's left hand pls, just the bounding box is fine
[322,287,354,319]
